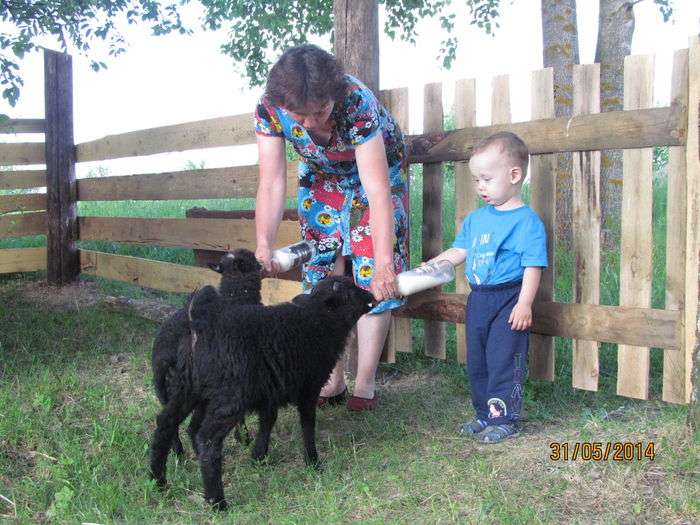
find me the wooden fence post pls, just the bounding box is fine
[44,49,78,285]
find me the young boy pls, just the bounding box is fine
[428,131,547,443]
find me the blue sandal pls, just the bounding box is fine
[479,424,519,443]
[458,418,488,436]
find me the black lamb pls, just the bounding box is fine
[151,248,262,456]
[148,276,375,510]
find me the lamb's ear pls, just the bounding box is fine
[208,263,223,273]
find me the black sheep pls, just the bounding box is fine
[149,276,375,510]
[151,248,262,455]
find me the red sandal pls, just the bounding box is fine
[317,387,347,408]
[346,394,380,411]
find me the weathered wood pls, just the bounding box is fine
[571,64,602,391]
[491,75,511,125]
[423,82,446,359]
[44,49,79,285]
[0,211,47,238]
[663,49,689,404]
[617,54,655,400]
[78,163,299,201]
[0,247,46,273]
[379,87,412,362]
[393,292,680,350]
[0,194,46,213]
[406,105,684,163]
[453,78,477,364]
[0,170,46,190]
[79,249,300,304]
[333,0,379,93]
[685,41,700,403]
[0,118,44,134]
[78,216,299,252]
[529,68,556,381]
[0,143,45,166]
[75,113,255,163]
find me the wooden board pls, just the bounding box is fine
[379,87,412,362]
[571,64,602,391]
[0,119,44,134]
[392,291,680,350]
[0,247,46,273]
[422,82,446,359]
[76,113,256,163]
[0,194,46,213]
[529,68,556,381]
[406,105,684,163]
[0,170,46,190]
[453,78,477,364]
[0,211,47,238]
[617,55,655,400]
[684,41,700,402]
[0,143,45,166]
[78,216,299,252]
[79,249,300,304]
[78,163,298,201]
[663,49,689,404]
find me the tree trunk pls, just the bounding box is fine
[333,0,379,93]
[595,0,635,248]
[541,0,580,246]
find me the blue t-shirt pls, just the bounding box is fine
[452,205,548,286]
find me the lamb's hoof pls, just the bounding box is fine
[150,473,167,489]
[306,458,323,471]
[208,498,228,511]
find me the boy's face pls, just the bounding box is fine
[468,144,523,208]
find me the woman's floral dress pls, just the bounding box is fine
[254,74,409,313]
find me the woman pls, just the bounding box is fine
[254,44,409,411]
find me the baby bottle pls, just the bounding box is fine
[271,240,316,272]
[395,260,456,296]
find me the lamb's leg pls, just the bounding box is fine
[196,402,240,511]
[251,407,278,462]
[149,400,192,486]
[187,401,207,457]
[297,396,320,468]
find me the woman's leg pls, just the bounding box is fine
[319,254,350,397]
[353,310,392,399]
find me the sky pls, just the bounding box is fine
[2,0,699,176]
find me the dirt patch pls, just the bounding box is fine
[17,280,105,310]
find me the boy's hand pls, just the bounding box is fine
[508,302,533,331]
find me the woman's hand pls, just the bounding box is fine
[370,262,397,303]
[255,245,280,275]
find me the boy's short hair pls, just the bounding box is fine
[471,131,529,177]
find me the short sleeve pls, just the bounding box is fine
[344,85,382,146]
[520,214,548,268]
[254,97,284,138]
[452,214,471,251]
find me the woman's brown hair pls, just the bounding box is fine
[265,44,347,111]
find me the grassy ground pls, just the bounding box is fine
[0,281,697,523]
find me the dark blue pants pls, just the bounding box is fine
[465,281,528,426]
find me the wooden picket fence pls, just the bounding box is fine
[1,44,698,404]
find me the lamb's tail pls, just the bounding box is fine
[152,351,172,405]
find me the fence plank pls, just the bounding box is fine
[0,143,45,166]
[423,82,446,359]
[0,119,44,134]
[529,68,556,381]
[407,105,683,163]
[0,194,46,213]
[393,292,680,350]
[379,87,412,362]
[663,49,689,404]
[571,64,602,391]
[0,211,47,238]
[78,216,299,251]
[79,249,300,304]
[684,41,700,402]
[0,247,46,273]
[76,113,256,163]
[454,78,477,364]
[617,54,655,400]
[0,170,46,190]
[78,163,299,201]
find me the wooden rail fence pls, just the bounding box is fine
[1,45,698,404]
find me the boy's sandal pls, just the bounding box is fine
[479,424,519,443]
[317,387,347,408]
[458,418,488,435]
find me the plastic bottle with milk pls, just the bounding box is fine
[396,260,456,296]
[271,240,316,272]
